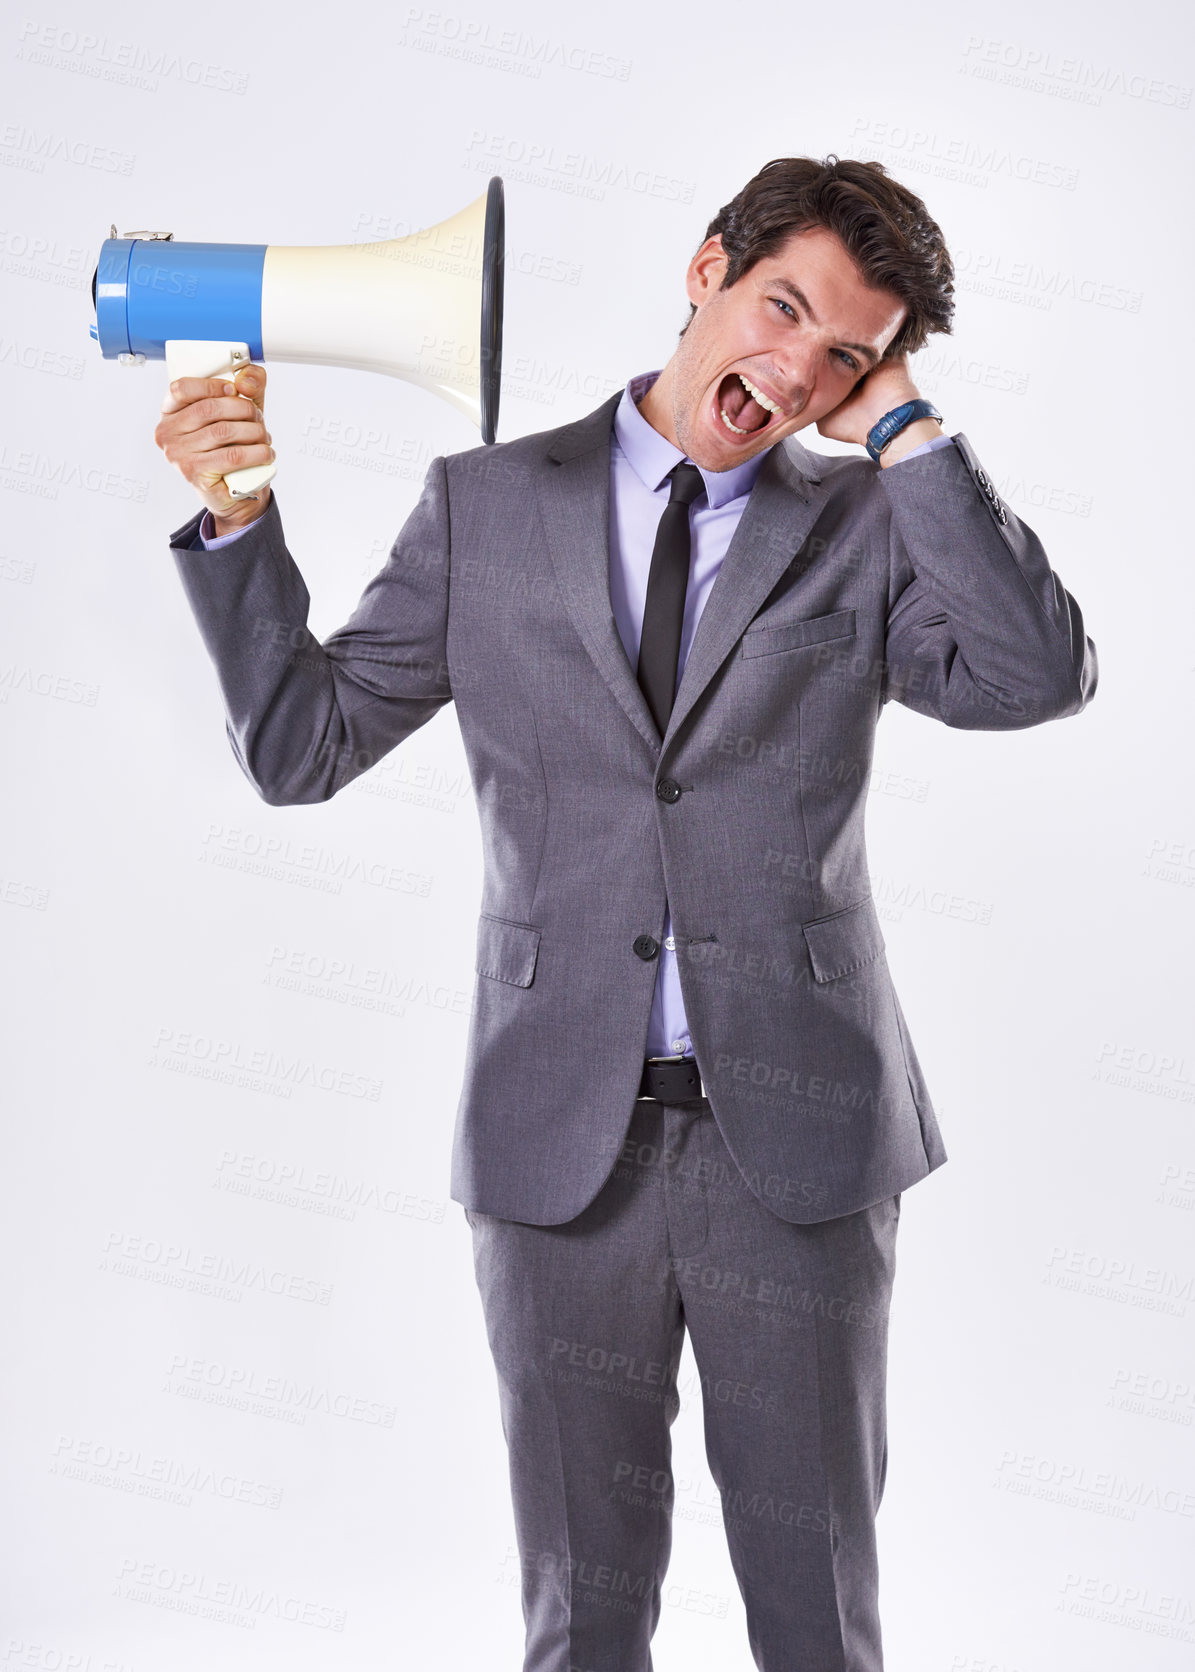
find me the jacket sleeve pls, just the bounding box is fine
[879,432,1098,729]
[168,455,453,805]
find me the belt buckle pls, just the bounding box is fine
[644,1053,707,1100]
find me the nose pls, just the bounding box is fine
[769,345,816,412]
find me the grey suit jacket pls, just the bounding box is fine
[169,390,1097,1225]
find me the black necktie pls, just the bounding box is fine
[636,461,706,736]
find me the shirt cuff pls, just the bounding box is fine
[884,432,953,464]
[192,508,259,549]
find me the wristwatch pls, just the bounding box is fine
[865,399,942,463]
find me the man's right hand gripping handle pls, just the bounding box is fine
[156,363,274,537]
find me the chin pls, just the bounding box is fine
[677,417,750,472]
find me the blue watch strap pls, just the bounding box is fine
[866,399,942,463]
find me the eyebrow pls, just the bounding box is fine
[770,277,881,368]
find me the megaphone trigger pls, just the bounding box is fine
[164,339,276,499]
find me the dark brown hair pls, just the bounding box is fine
[682,154,955,358]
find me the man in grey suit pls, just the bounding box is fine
[157,156,1097,1670]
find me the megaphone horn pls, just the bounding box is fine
[90,177,505,497]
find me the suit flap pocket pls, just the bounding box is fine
[476,913,541,987]
[802,895,885,982]
[742,607,856,659]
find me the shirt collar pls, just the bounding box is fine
[613,369,771,510]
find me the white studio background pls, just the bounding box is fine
[1,1,1191,1668]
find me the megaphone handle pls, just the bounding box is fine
[164,340,277,500]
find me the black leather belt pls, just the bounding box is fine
[637,1055,707,1103]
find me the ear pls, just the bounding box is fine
[685,235,729,310]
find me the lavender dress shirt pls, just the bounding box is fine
[193,372,951,1057]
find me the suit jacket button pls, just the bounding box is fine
[633,934,660,960]
[656,778,682,803]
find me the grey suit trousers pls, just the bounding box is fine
[466,1092,900,1672]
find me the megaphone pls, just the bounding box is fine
[90,177,505,497]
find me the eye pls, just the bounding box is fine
[770,298,860,372]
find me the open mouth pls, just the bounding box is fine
[714,371,783,442]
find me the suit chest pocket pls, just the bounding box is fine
[740,607,856,660]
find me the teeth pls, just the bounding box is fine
[720,407,749,435]
[738,372,780,413]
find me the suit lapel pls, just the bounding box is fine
[535,392,829,757]
[537,392,661,753]
[663,440,826,752]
